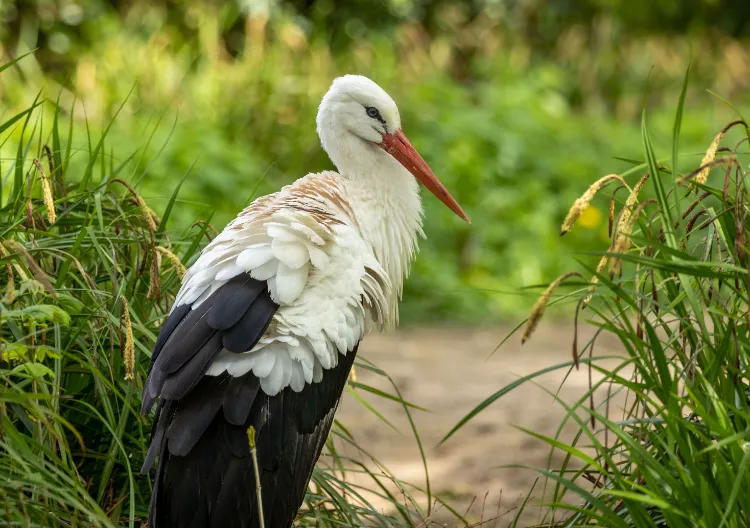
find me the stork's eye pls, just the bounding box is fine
[366,106,381,119]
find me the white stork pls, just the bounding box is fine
[141,74,469,528]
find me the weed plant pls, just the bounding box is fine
[446,74,750,527]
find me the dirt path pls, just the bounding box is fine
[335,324,627,527]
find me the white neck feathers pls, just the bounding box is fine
[343,158,424,300]
[321,132,424,327]
[316,76,425,327]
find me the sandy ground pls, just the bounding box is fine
[334,323,628,527]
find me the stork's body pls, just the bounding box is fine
[142,75,468,528]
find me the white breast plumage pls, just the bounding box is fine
[172,171,392,395]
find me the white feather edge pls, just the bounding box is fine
[172,205,391,396]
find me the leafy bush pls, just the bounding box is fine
[445,78,750,525]
[0,63,458,526]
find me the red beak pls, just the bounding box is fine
[380,129,470,223]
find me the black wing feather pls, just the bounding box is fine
[157,301,215,374]
[143,273,359,528]
[159,331,224,400]
[165,374,226,456]
[222,293,277,352]
[207,275,266,329]
[223,374,261,426]
[151,304,190,367]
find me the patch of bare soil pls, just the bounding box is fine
[335,324,627,527]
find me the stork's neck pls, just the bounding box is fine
[336,140,424,300]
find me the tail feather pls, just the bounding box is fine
[146,346,358,528]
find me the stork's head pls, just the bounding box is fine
[317,75,469,223]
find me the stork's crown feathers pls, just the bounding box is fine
[316,75,402,160]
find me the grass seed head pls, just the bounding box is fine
[696,130,725,184]
[108,178,157,232]
[0,243,16,304]
[4,272,16,304]
[617,173,649,227]
[156,246,187,278]
[120,296,135,381]
[560,174,629,236]
[608,236,630,277]
[583,255,609,307]
[147,251,161,300]
[607,174,650,276]
[681,157,739,186]
[33,159,56,225]
[522,272,581,344]
[133,193,158,233]
[690,120,745,185]
[609,198,655,277]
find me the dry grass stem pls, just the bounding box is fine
[679,157,739,185]
[560,174,629,236]
[247,426,265,528]
[108,178,157,232]
[193,220,219,239]
[120,295,135,381]
[522,272,581,344]
[155,246,187,278]
[685,210,709,235]
[2,240,56,298]
[681,192,712,222]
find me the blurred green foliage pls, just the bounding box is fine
[1,0,748,323]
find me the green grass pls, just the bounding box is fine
[444,75,750,526]
[0,70,463,526]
